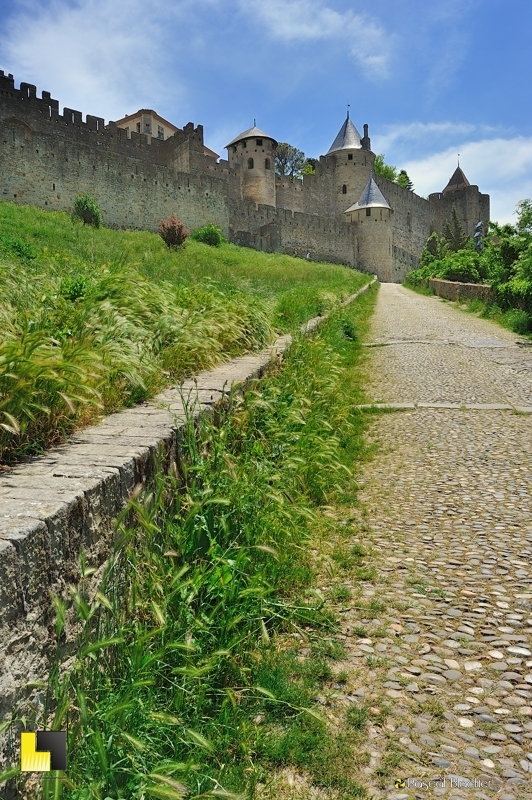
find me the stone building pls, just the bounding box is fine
[0,71,489,282]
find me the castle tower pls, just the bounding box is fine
[345,174,393,281]
[429,164,490,238]
[326,113,375,220]
[226,125,277,207]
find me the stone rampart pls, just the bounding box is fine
[429,278,496,303]
[0,119,230,233]
[229,198,356,265]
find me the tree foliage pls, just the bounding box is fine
[72,194,103,228]
[405,199,532,332]
[373,154,397,183]
[442,206,470,253]
[190,223,227,247]
[373,155,414,191]
[397,169,414,191]
[301,157,318,176]
[275,142,306,179]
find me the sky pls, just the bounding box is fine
[0,0,531,223]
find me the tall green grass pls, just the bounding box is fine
[0,202,369,463]
[3,284,377,800]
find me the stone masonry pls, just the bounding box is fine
[321,285,532,798]
[0,71,489,281]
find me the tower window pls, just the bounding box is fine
[248,157,254,169]
[233,145,237,153]
[366,208,371,217]
[256,138,263,146]
[242,141,247,148]
[265,158,271,170]
[157,125,164,140]
[342,184,347,194]
[348,154,353,160]
[136,122,141,133]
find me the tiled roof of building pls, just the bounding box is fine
[327,115,362,154]
[226,126,277,148]
[114,109,179,132]
[344,174,391,212]
[443,166,471,193]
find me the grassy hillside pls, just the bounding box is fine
[0,202,369,462]
[6,286,378,800]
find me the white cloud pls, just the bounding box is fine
[0,0,191,123]
[401,137,532,224]
[240,0,393,78]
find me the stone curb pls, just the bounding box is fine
[0,276,376,717]
[355,402,532,413]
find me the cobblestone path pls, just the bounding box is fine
[339,285,532,799]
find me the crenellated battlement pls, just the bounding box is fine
[0,70,489,283]
[0,72,206,166]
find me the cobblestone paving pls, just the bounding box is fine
[335,286,532,799]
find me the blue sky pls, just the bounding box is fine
[1,0,531,223]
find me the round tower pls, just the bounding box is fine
[344,174,393,282]
[226,125,277,207]
[326,114,375,220]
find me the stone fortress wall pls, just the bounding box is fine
[0,71,490,282]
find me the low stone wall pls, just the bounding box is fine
[429,278,495,304]
[0,278,376,775]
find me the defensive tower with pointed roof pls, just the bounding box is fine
[323,113,376,220]
[429,163,489,239]
[344,173,393,280]
[0,71,490,283]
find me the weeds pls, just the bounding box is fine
[4,288,378,799]
[0,203,372,463]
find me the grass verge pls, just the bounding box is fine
[404,281,532,337]
[2,283,378,800]
[0,202,370,463]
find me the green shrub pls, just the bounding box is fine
[158,213,189,248]
[438,250,481,283]
[190,223,227,247]
[72,194,103,228]
[0,234,37,263]
[507,309,531,334]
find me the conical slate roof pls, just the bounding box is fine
[226,125,277,148]
[327,115,362,154]
[443,166,470,193]
[344,174,391,213]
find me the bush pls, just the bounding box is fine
[189,223,227,247]
[0,234,37,263]
[72,194,103,228]
[506,309,532,334]
[437,250,481,283]
[158,214,189,248]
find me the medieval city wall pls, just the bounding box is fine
[229,198,356,266]
[374,175,441,282]
[0,120,231,234]
[428,186,490,237]
[0,71,490,281]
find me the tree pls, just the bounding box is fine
[442,206,470,253]
[301,157,317,176]
[373,154,398,183]
[275,142,306,179]
[516,199,532,234]
[72,194,103,228]
[397,169,414,191]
